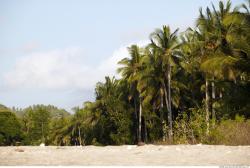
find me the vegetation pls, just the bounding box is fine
[0,108,23,145]
[0,0,249,146]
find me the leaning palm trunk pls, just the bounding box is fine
[167,64,173,142]
[205,77,210,135]
[138,97,142,142]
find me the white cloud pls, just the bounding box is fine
[98,40,149,80]
[4,47,90,89]
[21,41,40,52]
[4,40,149,90]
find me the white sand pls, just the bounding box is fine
[0,145,250,166]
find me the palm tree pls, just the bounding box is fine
[135,46,165,141]
[195,0,249,130]
[195,6,218,134]
[117,45,143,143]
[150,25,180,142]
[94,76,133,144]
[194,2,232,133]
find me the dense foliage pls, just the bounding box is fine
[0,0,249,146]
[0,108,23,145]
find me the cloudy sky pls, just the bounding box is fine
[0,0,242,112]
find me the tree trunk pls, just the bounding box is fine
[167,64,173,142]
[163,82,170,142]
[160,89,164,120]
[78,126,82,146]
[162,82,170,112]
[160,89,166,142]
[219,89,223,98]
[205,77,210,135]
[134,99,139,143]
[143,117,148,143]
[211,76,216,127]
[153,100,156,115]
[138,97,142,143]
[41,122,44,143]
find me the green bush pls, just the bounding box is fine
[173,108,207,144]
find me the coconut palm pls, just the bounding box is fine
[150,25,180,142]
[135,46,167,141]
[194,0,250,131]
[117,45,144,143]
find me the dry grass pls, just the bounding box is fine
[208,119,250,145]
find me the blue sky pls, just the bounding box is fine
[0,0,243,112]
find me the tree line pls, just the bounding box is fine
[0,0,250,146]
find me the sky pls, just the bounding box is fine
[0,0,243,112]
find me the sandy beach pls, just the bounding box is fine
[0,145,250,166]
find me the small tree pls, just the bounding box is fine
[0,110,23,145]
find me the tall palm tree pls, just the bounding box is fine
[195,0,247,131]
[150,25,180,142]
[135,46,166,141]
[117,45,144,143]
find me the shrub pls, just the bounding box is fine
[207,115,250,145]
[173,108,207,144]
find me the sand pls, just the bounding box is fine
[0,145,250,166]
